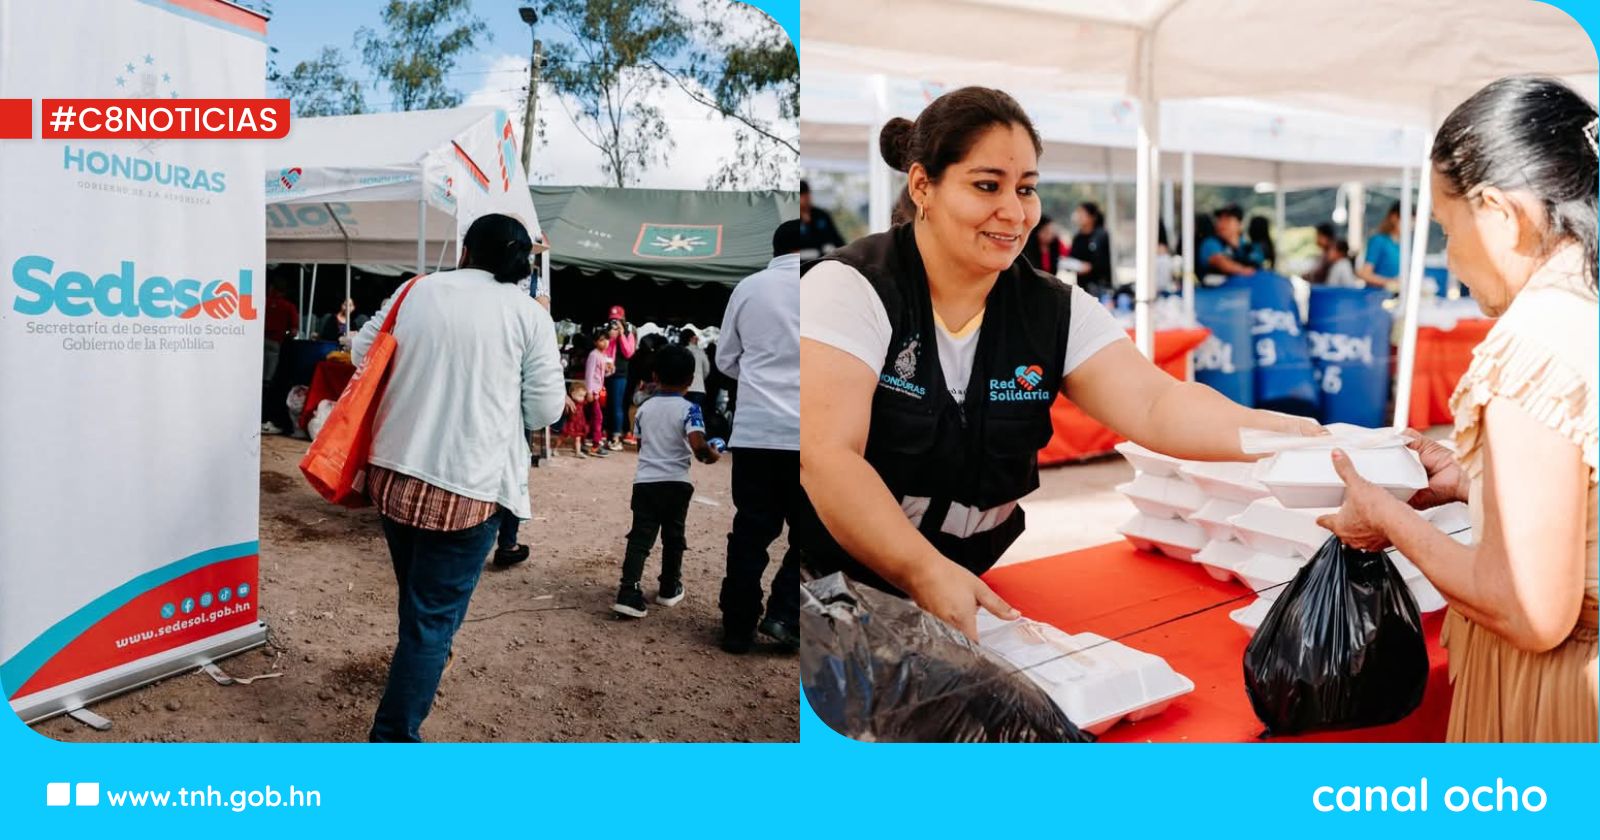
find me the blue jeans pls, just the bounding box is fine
[370,515,498,742]
[605,374,628,437]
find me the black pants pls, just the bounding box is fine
[621,481,693,587]
[496,507,521,551]
[721,448,802,632]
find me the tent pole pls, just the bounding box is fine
[417,199,427,277]
[1103,147,1117,272]
[1273,163,1286,247]
[297,264,305,338]
[539,249,551,304]
[1161,177,1175,257]
[307,263,318,338]
[1348,182,1366,255]
[1181,151,1195,322]
[1133,34,1158,360]
[326,202,353,321]
[1392,138,1435,429]
[1398,166,1414,298]
[867,74,891,233]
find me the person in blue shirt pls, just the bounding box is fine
[1197,204,1258,279]
[1357,201,1405,287]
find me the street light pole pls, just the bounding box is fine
[518,7,543,174]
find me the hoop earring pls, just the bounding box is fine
[918,203,927,222]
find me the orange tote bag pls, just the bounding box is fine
[298,276,423,507]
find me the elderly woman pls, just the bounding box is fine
[1319,76,1597,742]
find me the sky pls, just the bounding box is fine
[258,0,796,189]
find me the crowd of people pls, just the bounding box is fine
[319,212,804,742]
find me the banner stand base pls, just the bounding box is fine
[9,621,269,726]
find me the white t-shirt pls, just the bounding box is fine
[717,254,800,450]
[799,261,1129,403]
[633,394,705,485]
[686,344,710,395]
[1325,258,1362,289]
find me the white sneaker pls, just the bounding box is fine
[261,422,285,435]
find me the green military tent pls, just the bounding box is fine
[532,186,799,286]
[531,186,798,325]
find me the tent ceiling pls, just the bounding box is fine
[801,0,1597,124]
[264,107,541,267]
[532,186,799,287]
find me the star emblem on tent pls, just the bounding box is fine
[652,233,706,253]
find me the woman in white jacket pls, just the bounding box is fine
[352,213,566,742]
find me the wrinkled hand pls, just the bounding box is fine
[904,558,1019,641]
[1315,449,1397,551]
[1403,429,1468,510]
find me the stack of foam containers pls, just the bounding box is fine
[1112,442,1208,561]
[1226,432,1447,635]
[1114,441,1312,601]
[1114,432,1451,638]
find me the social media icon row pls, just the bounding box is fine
[159,583,250,620]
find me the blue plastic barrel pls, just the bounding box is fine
[1233,272,1317,416]
[1192,286,1254,406]
[1308,287,1392,426]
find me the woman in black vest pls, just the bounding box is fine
[798,87,1321,640]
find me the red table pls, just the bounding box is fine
[1039,328,1211,465]
[299,358,357,431]
[1408,318,1494,429]
[983,541,1451,742]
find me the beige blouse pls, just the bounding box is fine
[1442,243,1598,742]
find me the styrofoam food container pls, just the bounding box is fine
[1228,499,1334,559]
[1423,501,1473,535]
[1387,551,1447,613]
[1117,513,1207,561]
[1178,461,1271,503]
[1234,553,1308,593]
[1193,539,1256,583]
[979,619,1195,735]
[1116,473,1207,520]
[1193,539,1304,594]
[1114,440,1188,478]
[1230,597,1276,636]
[1189,498,1249,543]
[1255,446,1428,508]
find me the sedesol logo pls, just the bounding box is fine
[10,255,257,320]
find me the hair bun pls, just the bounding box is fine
[878,117,914,172]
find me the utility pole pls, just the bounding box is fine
[518,7,542,173]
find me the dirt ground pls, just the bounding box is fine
[39,435,799,743]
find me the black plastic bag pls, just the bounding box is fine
[800,572,1091,743]
[1243,536,1429,736]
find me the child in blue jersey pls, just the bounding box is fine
[612,345,720,617]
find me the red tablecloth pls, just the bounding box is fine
[983,541,1451,742]
[1408,319,1494,429]
[299,359,357,431]
[1039,327,1211,465]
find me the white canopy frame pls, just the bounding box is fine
[265,107,549,336]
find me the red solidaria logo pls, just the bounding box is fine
[1015,364,1044,390]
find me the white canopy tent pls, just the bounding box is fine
[803,70,1428,308]
[802,0,1597,426]
[264,107,547,331]
[803,72,1424,189]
